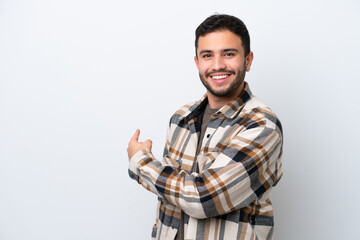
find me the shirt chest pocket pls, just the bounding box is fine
[196,126,236,172]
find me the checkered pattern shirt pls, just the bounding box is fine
[128,82,283,240]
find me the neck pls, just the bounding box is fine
[207,82,245,109]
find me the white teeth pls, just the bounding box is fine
[211,75,229,80]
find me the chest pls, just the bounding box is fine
[167,116,243,173]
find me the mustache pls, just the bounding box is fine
[205,70,236,78]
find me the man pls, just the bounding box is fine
[127,14,283,240]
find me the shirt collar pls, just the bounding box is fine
[179,82,253,122]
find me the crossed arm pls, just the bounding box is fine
[127,123,283,219]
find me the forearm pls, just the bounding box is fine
[128,128,283,219]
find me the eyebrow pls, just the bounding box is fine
[199,50,212,55]
[222,48,240,53]
[199,48,240,55]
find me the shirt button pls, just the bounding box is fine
[206,134,210,138]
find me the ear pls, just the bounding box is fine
[194,56,200,70]
[245,51,254,72]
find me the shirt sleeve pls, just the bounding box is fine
[128,115,283,219]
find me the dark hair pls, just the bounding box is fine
[195,14,250,57]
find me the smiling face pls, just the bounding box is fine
[195,30,253,107]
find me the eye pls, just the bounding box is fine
[202,54,211,58]
[225,52,235,57]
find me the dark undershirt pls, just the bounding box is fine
[196,104,218,156]
[175,104,218,240]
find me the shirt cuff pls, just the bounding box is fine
[128,149,153,176]
[128,149,143,176]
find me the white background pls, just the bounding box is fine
[1,0,359,239]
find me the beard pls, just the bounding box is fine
[199,64,246,97]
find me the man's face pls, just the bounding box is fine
[195,30,253,99]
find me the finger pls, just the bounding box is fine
[130,129,140,142]
[145,139,152,149]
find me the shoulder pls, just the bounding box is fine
[169,94,206,125]
[168,100,197,125]
[174,100,197,117]
[241,96,283,134]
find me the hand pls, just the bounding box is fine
[127,129,152,160]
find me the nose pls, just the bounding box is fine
[212,56,226,71]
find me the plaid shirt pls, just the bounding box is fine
[129,82,283,240]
